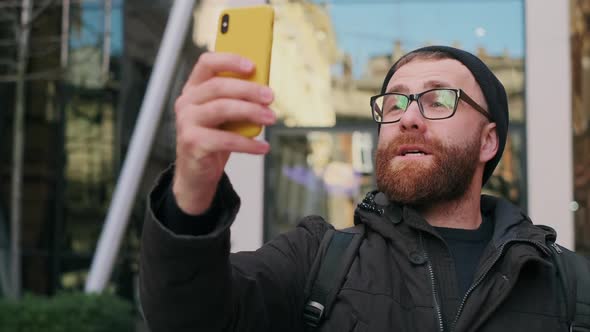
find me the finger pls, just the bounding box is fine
[185,99,276,128]
[186,52,254,88]
[178,77,274,108]
[184,127,271,155]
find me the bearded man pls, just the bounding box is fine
[139,46,590,332]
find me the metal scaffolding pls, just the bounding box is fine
[9,0,33,301]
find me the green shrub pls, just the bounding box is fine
[0,292,135,332]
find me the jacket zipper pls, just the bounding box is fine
[451,239,547,331]
[424,250,445,332]
[550,242,562,254]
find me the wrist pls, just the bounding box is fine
[172,177,217,216]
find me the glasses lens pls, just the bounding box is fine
[373,94,408,123]
[420,89,457,119]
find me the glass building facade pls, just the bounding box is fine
[0,0,201,304]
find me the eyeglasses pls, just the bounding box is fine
[370,88,492,124]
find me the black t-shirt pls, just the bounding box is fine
[434,215,494,297]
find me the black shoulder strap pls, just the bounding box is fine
[549,242,590,331]
[303,225,365,329]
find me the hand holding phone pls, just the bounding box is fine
[214,5,275,138]
[171,5,276,215]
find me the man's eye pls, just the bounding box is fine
[430,100,453,109]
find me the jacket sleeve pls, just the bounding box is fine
[139,166,331,332]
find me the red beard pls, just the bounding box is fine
[375,132,480,207]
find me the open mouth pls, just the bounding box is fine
[398,146,431,157]
[402,150,426,156]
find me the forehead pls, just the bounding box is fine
[386,58,478,93]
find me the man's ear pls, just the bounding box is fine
[480,122,498,163]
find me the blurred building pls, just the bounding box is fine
[0,2,70,296]
[0,0,202,303]
[268,0,339,127]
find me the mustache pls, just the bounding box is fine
[378,134,442,153]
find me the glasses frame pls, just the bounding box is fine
[370,88,493,124]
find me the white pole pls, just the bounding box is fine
[10,0,32,300]
[525,0,574,249]
[85,0,196,293]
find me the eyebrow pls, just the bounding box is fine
[386,80,454,94]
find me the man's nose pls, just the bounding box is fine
[399,101,426,133]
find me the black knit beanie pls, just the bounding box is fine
[379,45,509,186]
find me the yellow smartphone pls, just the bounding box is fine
[214,5,275,138]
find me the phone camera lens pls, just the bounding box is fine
[221,14,229,34]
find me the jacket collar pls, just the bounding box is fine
[354,191,556,254]
[481,194,554,255]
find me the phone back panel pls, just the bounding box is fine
[215,5,274,86]
[214,5,274,137]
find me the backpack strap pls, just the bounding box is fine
[303,225,365,329]
[548,242,590,331]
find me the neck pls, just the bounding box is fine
[416,177,484,230]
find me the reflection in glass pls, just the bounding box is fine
[265,129,376,239]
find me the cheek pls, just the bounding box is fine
[432,120,474,145]
[443,127,482,156]
[378,126,398,147]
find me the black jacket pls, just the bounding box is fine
[140,168,583,332]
